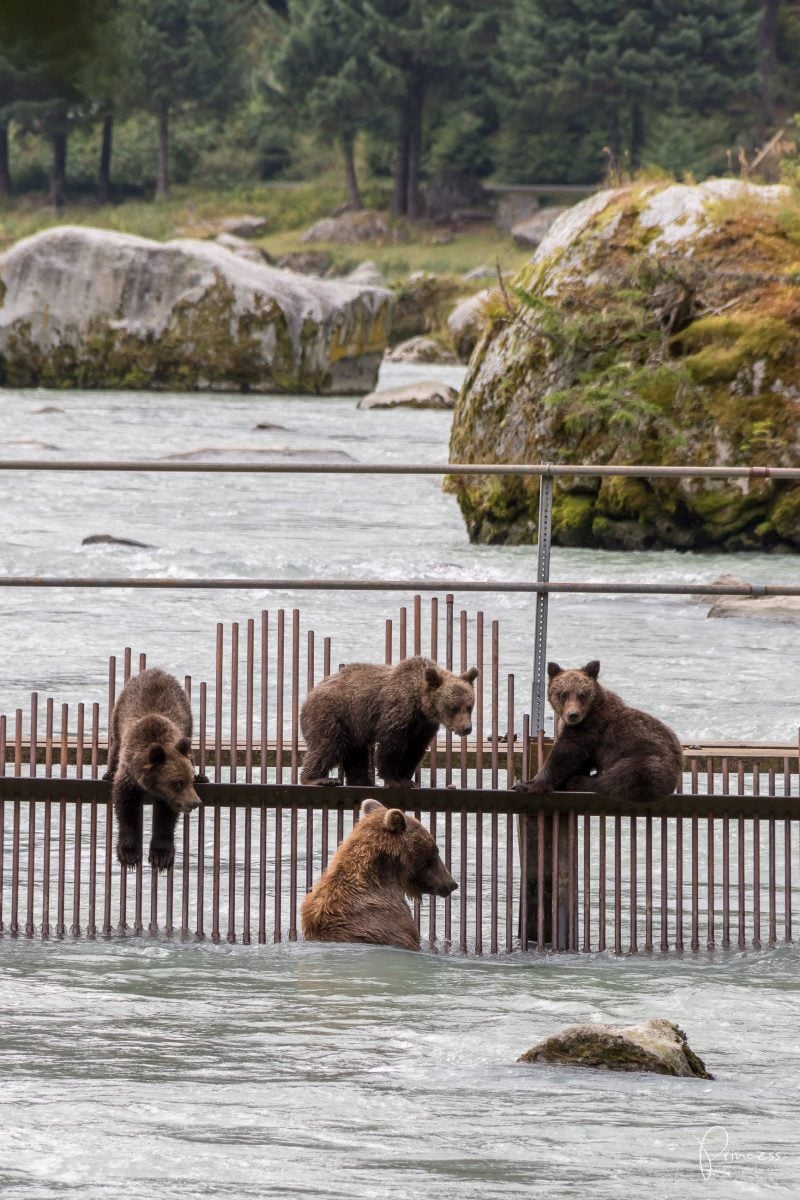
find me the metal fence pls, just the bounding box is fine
[1,458,799,952]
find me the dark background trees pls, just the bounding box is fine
[0,0,797,211]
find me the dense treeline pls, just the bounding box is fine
[0,0,797,210]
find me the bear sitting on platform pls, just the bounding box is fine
[106,668,205,872]
[515,660,683,803]
[300,656,478,788]
[301,797,457,950]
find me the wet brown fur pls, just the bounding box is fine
[106,668,205,872]
[300,656,478,787]
[516,660,683,803]
[300,798,457,950]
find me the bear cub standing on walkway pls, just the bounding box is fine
[301,797,457,950]
[515,660,683,802]
[107,668,205,871]
[300,656,478,788]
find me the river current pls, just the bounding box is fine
[0,364,798,1198]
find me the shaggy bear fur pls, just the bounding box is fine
[300,656,478,787]
[106,668,205,871]
[300,797,457,950]
[516,660,683,803]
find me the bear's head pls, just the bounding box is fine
[134,720,201,814]
[424,664,478,736]
[359,798,457,899]
[547,660,600,726]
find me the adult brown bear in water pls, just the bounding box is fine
[301,798,457,950]
[515,660,683,802]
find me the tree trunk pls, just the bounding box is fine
[98,111,113,205]
[156,103,169,199]
[405,83,424,221]
[630,103,645,171]
[757,0,779,118]
[392,107,409,216]
[0,119,11,198]
[50,125,67,209]
[341,133,363,210]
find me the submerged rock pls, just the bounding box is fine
[82,533,154,548]
[697,575,800,623]
[449,180,800,550]
[385,336,458,364]
[0,226,393,394]
[518,1019,713,1078]
[357,381,458,410]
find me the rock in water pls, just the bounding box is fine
[385,336,457,364]
[0,226,393,394]
[357,382,458,410]
[518,1019,713,1078]
[449,180,800,550]
[82,534,153,548]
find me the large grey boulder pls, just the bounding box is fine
[447,289,495,362]
[698,575,800,623]
[511,205,569,248]
[300,210,391,245]
[0,226,393,393]
[518,1019,713,1078]
[385,335,457,365]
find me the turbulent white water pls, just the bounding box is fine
[1,364,799,1199]
[0,362,798,742]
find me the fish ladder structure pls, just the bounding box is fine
[0,459,798,954]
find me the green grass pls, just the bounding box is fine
[0,180,530,282]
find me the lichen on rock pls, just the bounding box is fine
[448,179,800,551]
[0,226,393,394]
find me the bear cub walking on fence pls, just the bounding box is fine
[301,797,457,950]
[300,656,478,788]
[515,660,683,803]
[106,668,206,871]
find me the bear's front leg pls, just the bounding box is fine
[514,738,590,794]
[149,801,180,873]
[113,776,144,869]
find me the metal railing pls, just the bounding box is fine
[0,458,798,952]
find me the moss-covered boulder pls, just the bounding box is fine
[518,1018,713,1078]
[0,226,393,393]
[449,179,800,550]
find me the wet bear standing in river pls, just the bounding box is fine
[107,668,204,871]
[300,656,478,788]
[515,660,683,802]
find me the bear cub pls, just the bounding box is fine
[301,797,457,950]
[300,656,478,788]
[516,660,683,803]
[106,668,205,871]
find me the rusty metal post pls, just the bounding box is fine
[521,465,569,947]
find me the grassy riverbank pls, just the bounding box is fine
[0,179,531,279]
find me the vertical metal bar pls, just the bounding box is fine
[629,815,637,954]
[491,620,499,791]
[230,621,239,784]
[582,814,591,952]
[552,811,561,950]
[722,756,730,949]
[475,804,483,955]
[413,594,421,656]
[753,761,761,949]
[530,465,553,737]
[706,756,715,949]
[519,811,528,952]
[399,606,407,661]
[25,694,38,936]
[42,699,53,938]
[738,761,746,949]
[58,703,68,937]
[614,814,621,955]
[384,619,392,664]
[675,814,684,953]
[644,814,653,952]
[459,806,468,953]
[228,798,237,944]
[323,637,331,679]
[10,710,21,935]
[768,768,777,947]
[88,702,99,938]
[660,817,668,951]
[429,597,438,789]
[212,802,221,943]
[196,683,207,942]
[258,799,267,945]
[460,611,468,790]
[123,647,131,684]
[445,595,454,787]
[71,704,84,937]
[260,611,269,785]
[691,813,699,952]
[476,613,484,789]
[506,674,514,953]
[537,810,545,950]
[214,623,223,783]
[568,810,577,951]
[291,609,300,784]
[276,610,285,785]
[245,618,254,784]
[0,715,4,934]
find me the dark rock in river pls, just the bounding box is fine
[161,447,356,463]
[82,534,154,548]
[518,1019,713,1078]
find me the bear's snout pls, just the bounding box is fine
[564,709,583,725]
[436,879,458,897]
[176,792,201,814]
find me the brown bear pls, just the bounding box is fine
[300,656,478,788]
[301,797,457,950]
[106,668,205,871]
[515,660,683,803]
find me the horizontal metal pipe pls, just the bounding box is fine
[0,577,798,596]
[0,460,799,480]
[1,777,798,819]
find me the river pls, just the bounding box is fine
[0,364,798,1198]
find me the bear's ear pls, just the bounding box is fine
[583,660,600,679]
[176,736,191,756]
[547,662,563,680]
[384,808,407,834]
[361,798,385,817]
[462,667,479,684]
[424,665,443,689]
[147,743,167,765]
